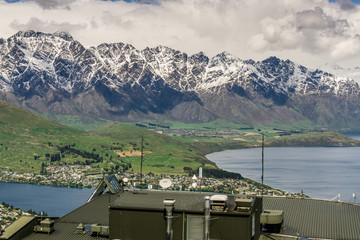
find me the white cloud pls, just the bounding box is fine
[10,17,87,33]
[331,38,360,59]
[1,0,360,67]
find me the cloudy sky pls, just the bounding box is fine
[1,0,360,68]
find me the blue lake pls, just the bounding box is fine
[207,139,360,201]
[0,182,93,217]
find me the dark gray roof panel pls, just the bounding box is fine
[263,197,360,240]
[60,193,119,225]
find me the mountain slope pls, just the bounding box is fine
[0,31,359,129]
[0,100,208,174]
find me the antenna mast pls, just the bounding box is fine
[140,135,144,184]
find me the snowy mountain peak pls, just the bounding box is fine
[53,31,74,41]
[12,30,42,38]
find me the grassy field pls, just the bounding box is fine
[89,123,214,174]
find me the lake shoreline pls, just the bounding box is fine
[206,144,360,201]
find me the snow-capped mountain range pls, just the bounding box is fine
[0,30,359,129]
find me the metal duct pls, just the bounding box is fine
[204,196,210,240]
[164,199,176,240]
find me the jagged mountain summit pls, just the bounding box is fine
[0,30,359,129]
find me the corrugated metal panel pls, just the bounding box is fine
[263,197,360,240]
[60,192,118,225]
[0,216,35,239]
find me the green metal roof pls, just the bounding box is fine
[0,216,35,239]
[263,196,360,240]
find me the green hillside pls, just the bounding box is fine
[0,101,209,175]
[1,100,359,179]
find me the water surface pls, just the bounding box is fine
[0,182,93,217]
[207,144,360,201]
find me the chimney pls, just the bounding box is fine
[235,195,253,213]
[204,196,210,240]
[210,195,228,212]
[76,223,85,235]
[164,199,176,240]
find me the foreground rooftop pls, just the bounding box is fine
[1,190,360,239]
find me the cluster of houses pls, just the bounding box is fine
[161,128,253,138]
[0,165,101,188]
[1,166,300,197]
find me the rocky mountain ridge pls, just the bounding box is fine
[0,30,359,129]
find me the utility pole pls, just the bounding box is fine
[260,133,265,232]
[140,135,144,184]
[261,133,264,185]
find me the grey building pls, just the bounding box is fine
[109,191,262,240]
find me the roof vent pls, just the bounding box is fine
[210,195,228,212]
[34,218,55,234]
[235,195,253,212]
[164,199,176,240]
[164,199,176,207]
[261,210,284,233]
[90,224,109,237]
[76,223,85,235]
